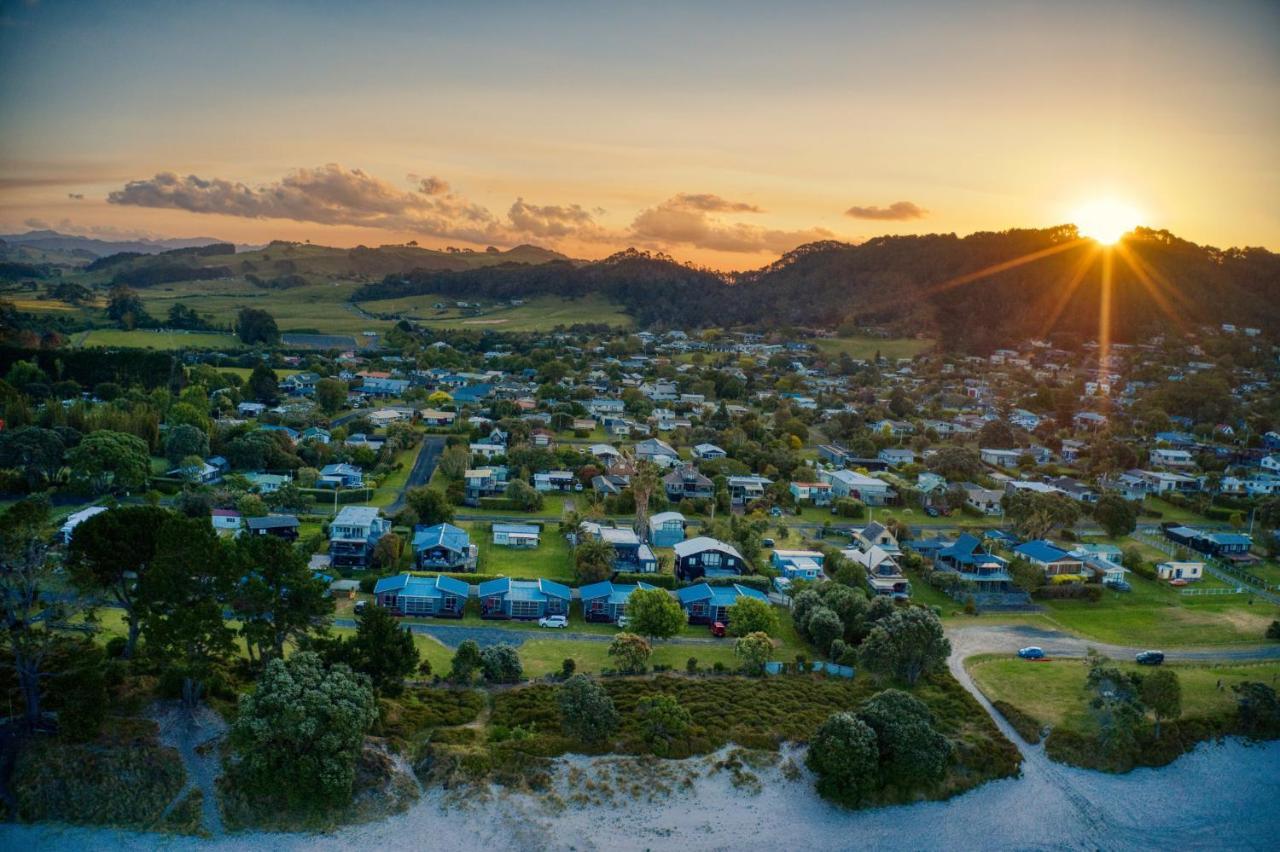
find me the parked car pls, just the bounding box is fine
[1136,650,1165,665]
[538,614,568,629]
[762,537,776,548]
[1017,646,1045,660]
[924,506,940,518]
[1105,579,1132,593]
[354,600,368,613]
[616,615,630,629]
[710,621,726,638]
[769,506,783,518]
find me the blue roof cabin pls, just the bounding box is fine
[373,573,470,618]
[492,523,541,547]
[411,523,477,571]
[676,583,770,625]
[770,549,826,581]
[648,511,686,548]
[579,580,659,623]
[478,577,571,620]
[934,534,1011,591]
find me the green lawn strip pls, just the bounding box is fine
[78,329,244,350]
[466,524,576,581]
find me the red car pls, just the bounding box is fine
[710,621,726,637]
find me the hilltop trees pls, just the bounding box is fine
[237,307,280,346]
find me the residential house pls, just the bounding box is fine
[844,545,910,598]
[789,481,833,507]
[412,523,478,571]
[245,472,291,494]
[328,506,391,569]
[533,470,576,492]
[58,505,108,544]
[635,437,680,467]
[664,465,715,502]
[648,511,687,547]
[727,475,772,507]
[245,514,300,541]
[580,580,659,623]
[419,409,457,427]
[359,375,410,397]
[877,448,915,467]
[318,463,364,489]
[963,483,1004,515]
[1012,540,1085,577]
[1155,561,1204,582]
[492,523,541,548]
[674,536,747,581]
[693,443,727,461]
[980,448,1022,469]
[851,521,900,555]
[933,534,1015,593]
[822,469,892,506]
[1151,448,1195,468]
[374,574,469,618]
[168,460,220,484]
[237,401,266,418]
[676,583,770,625]
[771,549,826,581]
[478,577,571,620]
[581,522,658,572]
[464,467,508,504]
[469,442,506,460]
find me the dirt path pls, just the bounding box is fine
[151,701,229,838]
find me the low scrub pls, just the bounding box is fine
[991,699,1043,744]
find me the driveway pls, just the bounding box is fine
[946,623,1280,665]
[387,435,447,512]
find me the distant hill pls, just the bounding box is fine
[0,229,234,258]
[355,227,1280,350]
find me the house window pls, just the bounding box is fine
[510,599,541,619]
[703,552,722,567]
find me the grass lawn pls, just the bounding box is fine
[467,523,575,581]
[1142,497,1208,524]
[813,334,933,361]
[516,638,739,677]
[966,654,1280,732]
[133,279,394,336]
[78,329,243,350]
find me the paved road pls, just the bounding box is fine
[947,622,1280,665]
[387,435,447,513]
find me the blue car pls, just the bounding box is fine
[1017,646,1045,660]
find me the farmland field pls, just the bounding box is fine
[358,292,633,331]
[77,328,243,350]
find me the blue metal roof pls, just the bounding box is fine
[580,581,657,605]
[412,523,470,554]
[676,582,767,607]
[1013,540,1072,563]
[477,577,571,601]
[375,573,471,598]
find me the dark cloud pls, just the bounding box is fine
[844,201,927,220]
[670,193,763,213]
[630,195,831,254]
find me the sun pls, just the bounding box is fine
[1071,198,1143,245]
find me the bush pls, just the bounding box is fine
[480,644,524,684]
[992,700,1042,744]
[1033,584,1102,601]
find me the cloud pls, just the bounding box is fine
[844,201,928,220]
[507,198,600,239]
[630,195,831,254]
[670,193,763,213]
[67,192,84,200]
[23,217,50,229]
[415,175,450,196]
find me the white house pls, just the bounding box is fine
[980,448,1022,468]
[1156,561,1204,582]
[821,469,892,506]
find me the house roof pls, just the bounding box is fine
[675,582,768,607]
[477,577,572,601]
[649,511,685,526]
[1013,540,1073,563]
[492,523,540,535]
[246,515,299,530]
[412,523,470,554]
[374,573,471,598]
[579,581,658,604]
[333,506,382,526]
[673,536,744,560]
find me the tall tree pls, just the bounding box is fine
[625,587,686,639]
[574,535,616,584]
[247,362,280,403]
[806,712,881,807]
[67,505,172,659]
[228,652,378,812]
[139,516,237,706]
[316,604,419,696]
[1140,669,1182,739]
[314,378,347,414]
[236,307,280,345]
[232,533,333,662]
[858,608,950,686]
[404,486,455,527]
[0,498,93,731]
[66,430,150,494]
[558,674,619,745]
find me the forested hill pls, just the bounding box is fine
[356,227,1280,350]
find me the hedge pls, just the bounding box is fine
[705,575,771,592]
[301,487,369,505]
[616,572,677,589]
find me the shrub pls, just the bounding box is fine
[806,712,879,806]
[558,675,619,745]
[636,694,692,757]
[480,644,524,684]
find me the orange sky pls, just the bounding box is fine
[1,1,1277,270]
